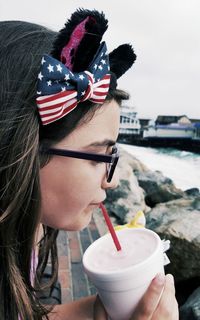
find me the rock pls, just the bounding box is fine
[119,148,149,173]
[179,287,200,320]
[192,197,200,210]
[135,170,185,207]
[175,277,200,307]
[146,197,200,282]
[105,149,148,224]
[106,147,200,314]
[184,188,200,197]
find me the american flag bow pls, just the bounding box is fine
[36,42,111,125]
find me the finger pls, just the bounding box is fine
[93,295,108,320]
[165,274,175,295]
[152,274,179,320]
[131,273,165,320]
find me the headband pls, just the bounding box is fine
[36,9,136,126]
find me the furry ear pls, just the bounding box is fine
[109,44,136,79]
[51,8,108,72]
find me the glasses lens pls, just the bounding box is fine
[106,146,119,182]
[106,162,112,180]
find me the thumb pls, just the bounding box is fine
[131,273,165,319]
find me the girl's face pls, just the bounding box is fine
[40,100,120,231]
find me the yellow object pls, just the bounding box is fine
[114,210,146,230]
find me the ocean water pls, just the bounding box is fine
[119,144,200,191]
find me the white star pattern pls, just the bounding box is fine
[38,72,43,81]
[41,57,46,65]
[36,44,110,125]
[56,64,63,72]
[47,64,54,73]
[64,74,70,81]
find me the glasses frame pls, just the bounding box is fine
[42,145,119,183]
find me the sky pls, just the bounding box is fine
[1,0,200,120]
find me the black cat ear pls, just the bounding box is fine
[51,8,108,72]
[109,44,136,79]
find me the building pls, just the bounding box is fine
[193,123,200,139]
[144,123,195,139]
[119,105,141,135]
[139,118,151,129]
[118,112,200,152]
[144,114,195,139]
[155,115,191,125]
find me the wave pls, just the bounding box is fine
[119,144,200,191]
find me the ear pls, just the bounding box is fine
[51,8,108,72]
[109,44,137,79]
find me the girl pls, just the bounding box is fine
[0,8,178,319]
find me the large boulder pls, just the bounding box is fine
[146,197,200,282]
[105,149,149,224]
[184,188,200,197]
[135,170,185,207]
[179,287,200,320]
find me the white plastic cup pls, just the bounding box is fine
[83,228,165,320]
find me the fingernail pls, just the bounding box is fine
[166,274,174,284]
[155,273,165,285]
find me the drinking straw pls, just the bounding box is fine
[99,203,122,251]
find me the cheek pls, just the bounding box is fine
[58,162,105,206]
[40,162,88,209]
[39,159,105,229]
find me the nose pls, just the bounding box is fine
[101,168,119,190]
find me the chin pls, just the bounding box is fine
[77,208,95,230]
[77,215,93,231]
[61,220,91,231]
[61,210,94,231]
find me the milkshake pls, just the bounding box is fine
[83,228,166,320]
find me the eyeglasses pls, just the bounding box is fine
[42,145,119,183]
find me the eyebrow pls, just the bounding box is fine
[84,139,116,148]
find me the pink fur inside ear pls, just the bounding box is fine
[61,16,92,70]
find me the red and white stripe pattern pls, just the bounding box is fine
[36,72,110,125]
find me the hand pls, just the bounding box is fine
[131,273,179,320]
[93,274,179,320]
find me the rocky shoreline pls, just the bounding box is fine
[105,147,200,320]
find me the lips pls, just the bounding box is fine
[90,203,101,207]
[90,199,106,207]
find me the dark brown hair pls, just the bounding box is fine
[0,20,129,319]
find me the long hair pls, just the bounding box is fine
[0,20,129,319]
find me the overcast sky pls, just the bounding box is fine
[1,0,199,119]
